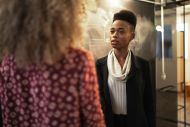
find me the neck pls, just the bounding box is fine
[114,49,128,59]
[114,49,129,68]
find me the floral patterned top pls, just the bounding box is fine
[0,48,105,127]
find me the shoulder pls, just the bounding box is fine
[0,54,14,72]
[135,56,149,65]
[96,56,107,66]
[132,54,149,69]
[70,47,91,57]
[69,48,94,62]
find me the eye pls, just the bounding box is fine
[118,29,125,34]
[110,30,115,34]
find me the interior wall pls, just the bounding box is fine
[177,5,190,86]
[184,8,190,85]
[85,0,155,61]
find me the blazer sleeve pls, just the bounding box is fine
[143,61,156,127]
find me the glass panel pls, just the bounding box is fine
[176,6,185,127]
[184,4,190,127]
[85,0,190,127]
[177,4,190,127]
[155,1,178,127]
[156,1,190,127]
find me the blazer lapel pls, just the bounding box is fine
[99,57,115,127]
[101,58,113,111]
[127,52,140,80]
[126,53,141,124]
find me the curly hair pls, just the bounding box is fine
[0,0,86,66]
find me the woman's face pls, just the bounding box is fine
[110,20,135,51]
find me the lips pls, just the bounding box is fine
[111,40,119,45]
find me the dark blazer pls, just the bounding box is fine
[96,52,155,127]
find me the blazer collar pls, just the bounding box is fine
[126,52,140,79]
[100,51,141,99]
[101,51,140,80]
[98,52,141,123]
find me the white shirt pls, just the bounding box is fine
[107,49,131,114]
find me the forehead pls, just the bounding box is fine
[111,20,131,28]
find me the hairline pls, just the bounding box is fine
[112,20,135,32]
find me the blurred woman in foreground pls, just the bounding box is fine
[0,0,105,126]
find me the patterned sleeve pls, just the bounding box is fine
[0,61,4,126]
[0,61,4,97]
[79,51,105,127]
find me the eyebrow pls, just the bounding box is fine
[110,26,135,32]
[110,27,126,30]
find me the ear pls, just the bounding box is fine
[130,32,135,41]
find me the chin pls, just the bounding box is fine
[111,45,121,49]
[111,44,118,48]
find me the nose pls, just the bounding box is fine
[112,31,118,38]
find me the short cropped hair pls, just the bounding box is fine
[113,10,137,30]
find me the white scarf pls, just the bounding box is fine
[107,49,131,81]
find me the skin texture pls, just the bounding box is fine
[109,20,135,68]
